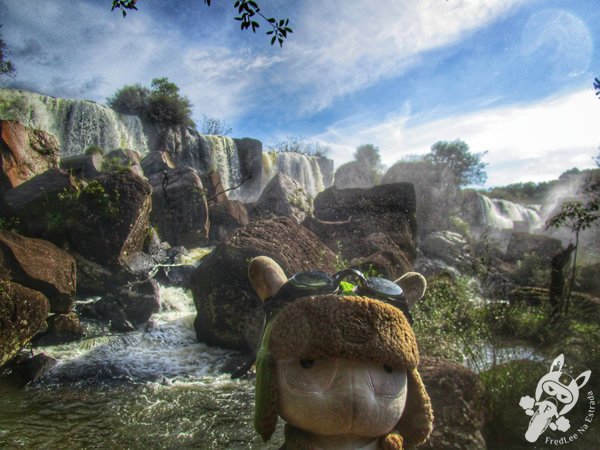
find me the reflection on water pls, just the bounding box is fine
[0,285,283,449]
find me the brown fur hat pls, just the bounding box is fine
[249,256,433,448]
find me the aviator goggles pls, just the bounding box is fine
[231,268,412,379]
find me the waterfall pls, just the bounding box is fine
[478,194,542,231]
[275,152,326,198]
[0,88,148,156]
[200,135,242,200]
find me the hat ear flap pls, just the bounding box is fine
[394,368,433,447]
[254,322,279,441]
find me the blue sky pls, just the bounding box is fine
[1,0,599,187]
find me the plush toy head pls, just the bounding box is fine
[248,256,433,450]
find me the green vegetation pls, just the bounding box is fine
[101,156,132,174]
[110,0,293,47]
[0,216,20,232]
[107,77,194,127]
[425,139,488,186]
[84,145,105,156]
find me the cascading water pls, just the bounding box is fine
[200,135,243,200]
[478,194,542,231]
[275,152,325,198]
[0,89,148,156]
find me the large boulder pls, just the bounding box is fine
[419,357,487,450]
[34,312,85,346]
[251,172,312,222]
[200,170,228,204]
[0,281,50,367]
[420,231,474,271]
[0,121,60,191]
[60,152,104,179]
[66,173,153,268]
[149,166,209,247]
[208,199,249,242]
[304,183,417,265]
[0,231,76,313]
[140,151,176,176]
[191,218,337,352]
[505,232,562,263]
[102,149,144,178]
[333,160,376,189]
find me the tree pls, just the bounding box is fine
[201,115,233,136]
[0,25,15,79]
[111,0,293,47]
[274,136,330,157]
[425,139,488,186]
[545,199,600,314]
[354,144,384,184]
[107,77,193,127]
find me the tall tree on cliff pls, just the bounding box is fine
[425,139,488,187]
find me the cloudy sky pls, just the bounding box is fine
[1,0,599,187]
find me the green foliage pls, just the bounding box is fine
[273,135,331,157]
[425,139,488,186]
[101,156,131,174]
[107,77,193,127]
[56,180,120,227]
[354,144,384,184]
[111,0,293,46]
[0,25,15,78]
[84,145,105,156]
[512,253,550,288]
[201,115,233,136]
[0,216,20,232]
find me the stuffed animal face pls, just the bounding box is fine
[277,357,407,438]
[248,256,433,449]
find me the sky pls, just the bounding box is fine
[1,0,599,187]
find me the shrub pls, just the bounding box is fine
[84,145,105,156]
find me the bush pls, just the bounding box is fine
[84,145,105,156]
[273,135,331,157]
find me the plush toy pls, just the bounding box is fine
[247,256,433,450]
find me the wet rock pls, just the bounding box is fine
[347,232,413,280]
[419,356,487,450]
[142,226,170,265]
[251,172,312,222]
[333,160,377,189]
[155,265,195,289]
[140,151,176,176]
[0,281,50,367]
[110,317,136,333]
[208,199,249,242]
[191,217,337,352]
[60,152,104,179]
[0,120,60,191]
[149,166,209,247]
[0,231,76,313]
[12,353,58,384]
[35,312,85,346]
[200,170,228,204]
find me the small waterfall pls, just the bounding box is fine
[261,150,278,189]
[0,88,148,156]
[479,194,542,231]
[276,152,325,198]
[200,135,242,200]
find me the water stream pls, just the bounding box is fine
[0,285,284,449]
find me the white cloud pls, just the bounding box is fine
[279,0,525,114]
[315,89,600,186]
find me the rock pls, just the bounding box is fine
[1,168,77,237]
[303,183,417,264]
[419,356,487,450]
[60,152,104,179]
[420,231,473,270]
[149,166,209,247]
[110,317,136,333]
[333,160,377,189]
[200,170,228,204]
[34,312,85,346]
[505,232,562,263]
[85,279,160,326]
[0,231,76,313]
[0,120,60,190]
[142,226,170,265]
[0,281,50,367]
[208,199,249,242]
[233,137,263,201]
[66,172,152,268]
[191,217,337,351]
[71,251,125,297]
[155,265,195,289]
[140,151,176,176]
[346,232,413,279]
[252,172,312,222]
[102,148,144,178]
[12,353,58,384]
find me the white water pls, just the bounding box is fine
[44,284,236,385]
[275,152,325,198]
[200,135,243,201]
[479,194,542,231]
[0,89,148,157]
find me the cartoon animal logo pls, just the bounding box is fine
[519,354,591,443]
